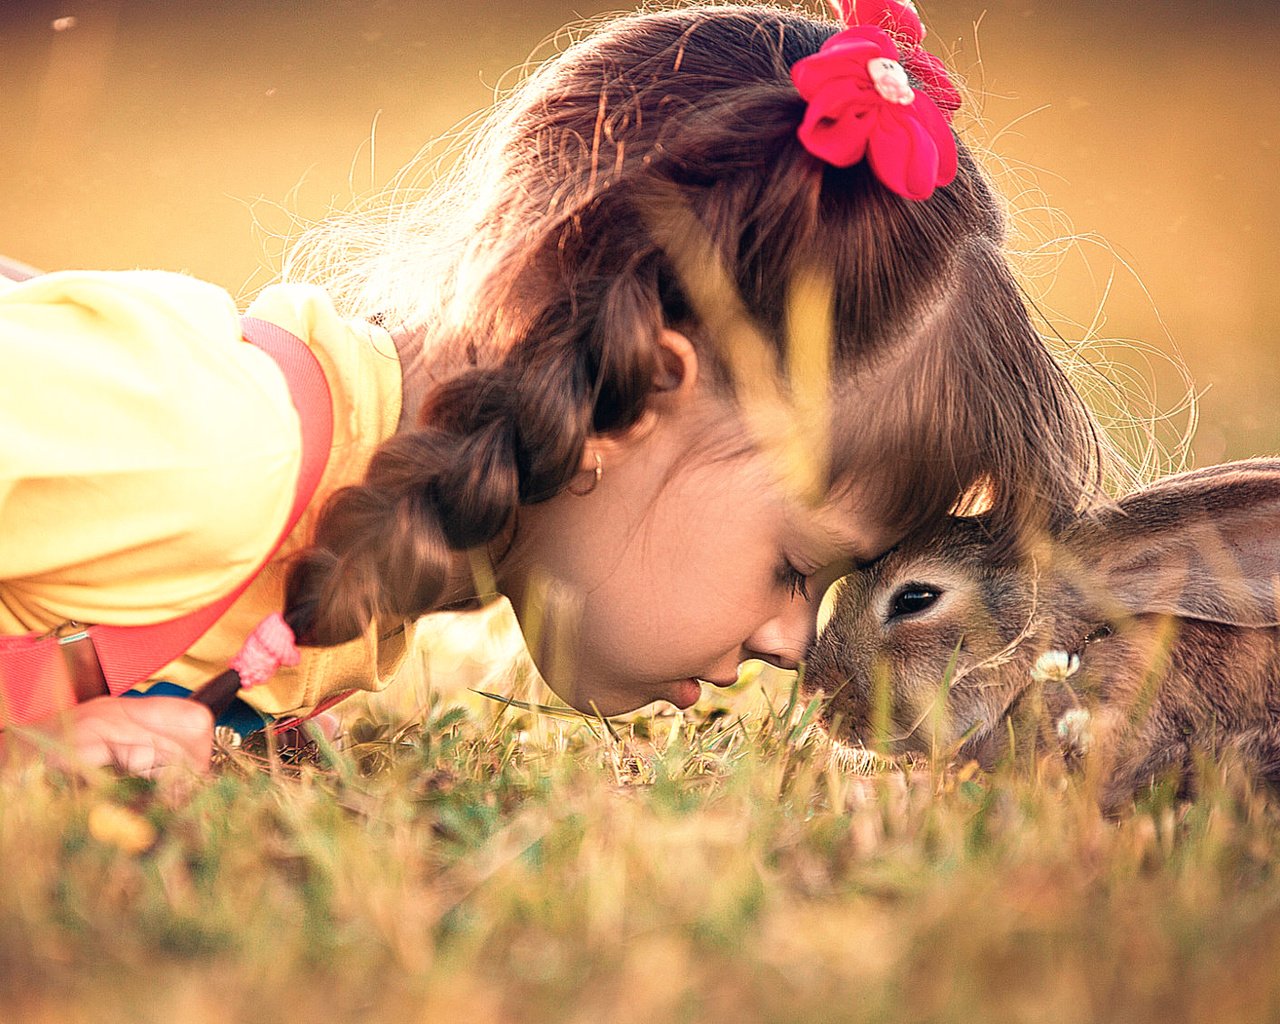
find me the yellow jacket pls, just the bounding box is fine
[0,270,408,716]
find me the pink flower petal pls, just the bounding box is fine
[867,105,943,200]
[793,16,958,199]
[791,34,884,97]
[907,50,962,117]
[823,24,900,58]
[910,92,958,186]
[834,0,924,48]
[798,92,876,167]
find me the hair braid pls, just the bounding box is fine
[506,254,664,501]
[586,264,664,431]
[285,369,519,645]
[284,263,665,646]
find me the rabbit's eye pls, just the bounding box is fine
[889,587,940,618]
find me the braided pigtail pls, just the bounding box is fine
[285,250,666,648]
[283,387,515,647]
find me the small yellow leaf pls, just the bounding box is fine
[87,803,157,855]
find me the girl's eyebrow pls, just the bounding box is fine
[790,491,897,570]
[828,523,898,572]
[831,547,888,575]
[852,546,896,572]
[802,546,880,580]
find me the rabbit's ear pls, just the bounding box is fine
[1068,460,1280,628]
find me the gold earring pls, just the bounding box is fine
[568,452,603,496]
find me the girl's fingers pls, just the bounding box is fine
[60,697,215,773]
[115,695,215,736]
[1,696,216,775]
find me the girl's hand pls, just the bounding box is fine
[1,696,215,775]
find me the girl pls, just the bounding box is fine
[0,0,1108,772]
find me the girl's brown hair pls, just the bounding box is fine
[282,3,1109,647]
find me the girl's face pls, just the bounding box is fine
[499,333,895,716]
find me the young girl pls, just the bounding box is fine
[0,0,1107,773]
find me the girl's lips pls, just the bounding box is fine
[663,673,737,710]
[667,679,703,709]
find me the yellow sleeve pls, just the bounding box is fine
[192,282,409,715]
[0,271,409,718]
[0,270,299,633]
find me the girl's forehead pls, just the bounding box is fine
[785,482,901,567]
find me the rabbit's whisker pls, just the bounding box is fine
[885,703,939,745]
[950,560,1043,691]
[826,735,887,775]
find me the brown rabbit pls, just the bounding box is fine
[803,459,1280,811]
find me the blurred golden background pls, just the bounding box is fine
[3,0,1277,461]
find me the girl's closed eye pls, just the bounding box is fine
[776,557,812,601]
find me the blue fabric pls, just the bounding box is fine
[121,681,271,736]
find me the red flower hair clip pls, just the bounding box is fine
[791,0,960,201]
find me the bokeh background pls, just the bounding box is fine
[2,0,1278,464]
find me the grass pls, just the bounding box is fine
[4,663,1280,1024]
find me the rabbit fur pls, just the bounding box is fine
[803,459,1280,811]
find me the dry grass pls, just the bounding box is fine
[4,654,1280,1024]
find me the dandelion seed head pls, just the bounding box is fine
[214,725,243,750]
[1031,649,1080,684]
[1056,707,1093,756]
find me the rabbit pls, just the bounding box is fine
[802,459,1280,812]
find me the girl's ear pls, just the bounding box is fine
[1067,460,1280,628]
[580,329,700,468]
[651,328,699,395]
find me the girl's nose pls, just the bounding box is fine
[741,595,818,672]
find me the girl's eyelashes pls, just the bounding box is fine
[776,557,812,601]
